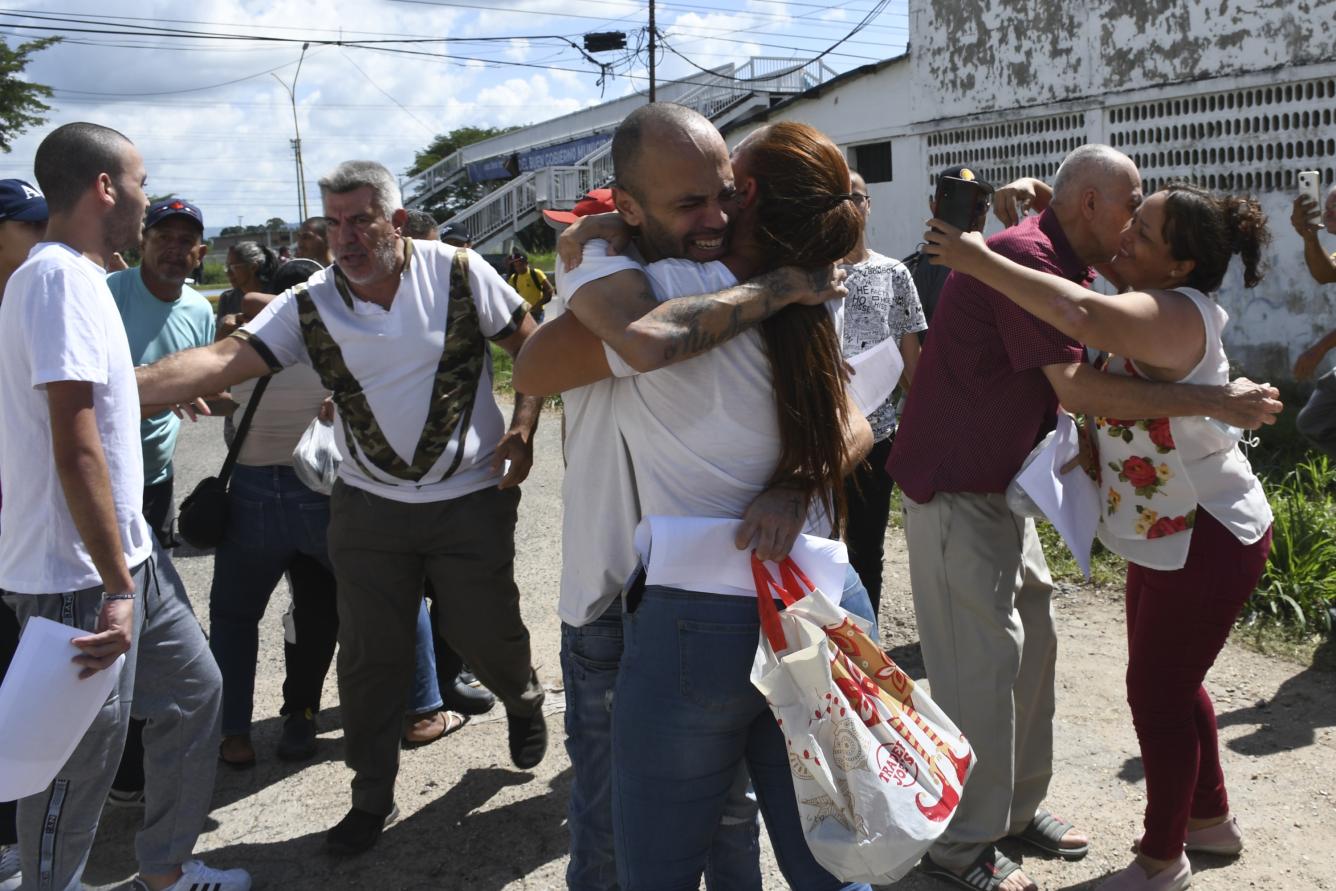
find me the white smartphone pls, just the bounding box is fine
[1299,170,1322,223]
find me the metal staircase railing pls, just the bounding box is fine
[447,140,614,247]
[434,57,840,245]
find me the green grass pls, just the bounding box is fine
[526,250,556,275]
[1246,454,1336,635]
[1035,520,1128,588]
[491,343,514,393]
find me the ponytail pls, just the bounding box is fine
[1220,194,1269,288]
[1162,181,1271,292]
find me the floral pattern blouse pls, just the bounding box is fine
[1089,288,1272,571]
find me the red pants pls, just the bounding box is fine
[1124,508,1272,860]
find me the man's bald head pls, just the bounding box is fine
[612,103,722,199]
[1052,144,1139,204]
[1050,143,1143,265]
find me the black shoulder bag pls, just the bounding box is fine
[176,376,271,548]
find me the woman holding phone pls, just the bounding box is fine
[925,181,1273,891]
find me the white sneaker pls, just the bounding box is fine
[139,860,251,891]
[0,843,21,891]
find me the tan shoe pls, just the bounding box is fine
[402,710,467,747]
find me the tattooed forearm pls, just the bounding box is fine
[649,281,786,363]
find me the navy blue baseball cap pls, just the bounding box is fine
[0,179,48,222]
[439,223,472,246]
[144,198,204,232]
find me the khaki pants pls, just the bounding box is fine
[327,480,544,815]
[903,491,1057,871]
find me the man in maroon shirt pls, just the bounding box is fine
[889,145,1282,891]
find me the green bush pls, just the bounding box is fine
[200,260,229,286]
[1248,453,1336,634]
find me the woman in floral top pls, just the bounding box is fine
[839,171,927,611]
[925,180,1273,891]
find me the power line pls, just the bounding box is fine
[0,7,587,42]
[658,0,895,81]
[337,47,437,136]
[387,0,905,38]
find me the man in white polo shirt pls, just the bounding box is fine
[516,104,855,891]
[136,160,546,856]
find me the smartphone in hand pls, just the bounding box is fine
[1300,170,1322,225]
[935,175,990,231]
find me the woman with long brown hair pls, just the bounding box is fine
[515,120,873,890]
[609,120,869,891]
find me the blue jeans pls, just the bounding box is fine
[562,602,763,891]
[209,465,440,735]
[409,598,445,714]
[611,582,872,891]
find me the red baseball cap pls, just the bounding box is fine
[542,188,616,228]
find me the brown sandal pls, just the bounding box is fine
[219,733,256,768]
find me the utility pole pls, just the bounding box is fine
[273,42,310,222]
[648,0,656,103]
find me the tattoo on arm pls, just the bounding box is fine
[655,283,785,363]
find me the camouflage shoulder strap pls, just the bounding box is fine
[295,249,484,483]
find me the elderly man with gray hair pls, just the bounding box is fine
[889,144,1282,891]
[136,159,548,856]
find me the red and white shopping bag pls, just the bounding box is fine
[749,555,975,884]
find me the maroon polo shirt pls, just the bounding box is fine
[888,209,1090,504]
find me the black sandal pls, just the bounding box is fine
[1007,809,1089,861]
[921,848,1031,891]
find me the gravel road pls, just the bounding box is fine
[81,403,1336,890]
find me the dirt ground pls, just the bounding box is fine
[81,407,1336,890]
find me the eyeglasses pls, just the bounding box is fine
[851,193,869,205]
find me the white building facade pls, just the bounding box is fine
[722,0,1336,378]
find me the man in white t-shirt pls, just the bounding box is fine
[515,105,850,891]
[136,160,547,856]
[0,123,249,891]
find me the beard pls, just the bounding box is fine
[636,212,727,263]
[105,200,145,256]
[341,233,401,285]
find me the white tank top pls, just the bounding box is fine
[1093,287,1272,570]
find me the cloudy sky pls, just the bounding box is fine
[0,1,906,229]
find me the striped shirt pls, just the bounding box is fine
[887,209,1089,504]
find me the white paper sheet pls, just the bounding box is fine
[633,516,849,600]
[0,616,126,802]
[1015,412,1101,579]
[847,337,905,417]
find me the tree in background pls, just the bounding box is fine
[406,125,521,221]
[0,36,60,153]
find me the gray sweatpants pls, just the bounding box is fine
[1297,368,1336,459]
[1,542,222,889]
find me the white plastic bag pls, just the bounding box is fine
[292,417,340,495]
[1005,429,1055,518]
[750,556,974,884]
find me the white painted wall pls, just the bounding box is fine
[910,0,1336,119]
[716,0,1336,379]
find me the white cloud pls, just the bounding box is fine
[0,0,880,224]
[505,38,532,63]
